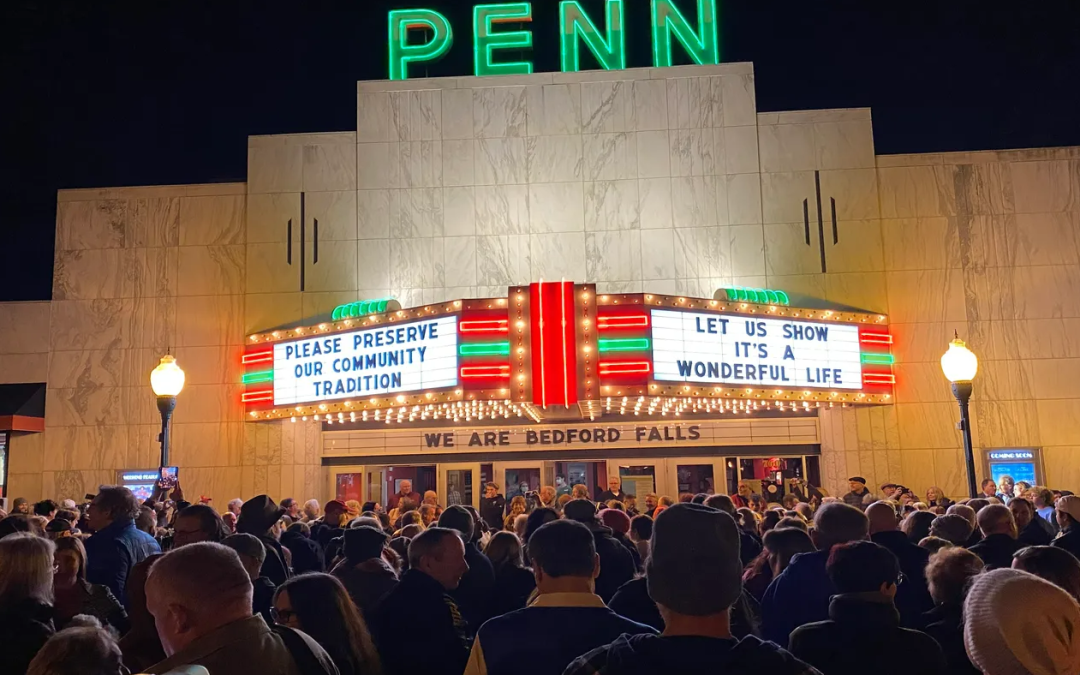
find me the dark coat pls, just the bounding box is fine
[788,594,948,675]
[922,604,981,675]
[1017,518,1053,547]
[371,569,472,675]
[480,495,506,532]
[610,530,643,572]
[280,530,326,574]
[761,549,833,646]
[449,541,496,629]
[54,578,129,633]
[84,517,161,607]
[870,530,934,628]
[252,576,276,626]
[1053,528,1080,559]
[0,599,54,675]
[740,530,764,567]
[968,533,1022,570]
[331,557,400,618]
[585,523,637,603]
[608,577,762,639]
[491,564,536,616]
[257,534,292,586]
[564,633,818,675]
[598,490,626,504]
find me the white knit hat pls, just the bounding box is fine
[1056,495,1080,524]
[964,568,1080,675]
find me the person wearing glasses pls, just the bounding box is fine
[865,502,933,629]
[272,573,382,675]
[788,541,948,674]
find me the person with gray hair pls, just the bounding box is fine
[144,542,337,675]
[565,504,816,675]
[227,498,243,516]
[762,502,869,645]
[968,504,1021,570]
[222,533,275,626]
[27,625,124,675]
[84,486,161,606]
[930,513,973,546]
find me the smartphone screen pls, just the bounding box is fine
[157,466,179,489]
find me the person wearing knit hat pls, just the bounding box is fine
[964,568,1080,675]
[843,476,874,510]
[323,499,348,528]
[565,504,818,675]
[331,525,398,618]
[600,508,643,572]
[563,499,636,603]
[1053,494,1080,559]
[11,497,30,514]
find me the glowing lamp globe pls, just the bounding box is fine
[940,336,978,383]
[150,355,186,397]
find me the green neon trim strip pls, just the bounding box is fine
[474,3,534,77]
[721,287,791,306]
[860,353,896,366]
[242,370,274,385]
[598,338,651,352]
[388,9,454,81]
[560,1,625,73]
[331,298,399,321]
[651,0,720,68]
[459,342,512,356]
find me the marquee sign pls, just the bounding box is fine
[243,283,893,422]
[388,0,719,80]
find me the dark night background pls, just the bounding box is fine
[3,0,1079,302]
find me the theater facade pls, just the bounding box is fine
[2,57,1079,507]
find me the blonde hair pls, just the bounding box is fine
[0,533,56,605]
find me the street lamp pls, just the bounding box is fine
[150,355,185,468]
[941,331,979,498]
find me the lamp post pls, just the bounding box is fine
[940,332,979,498]
[150,355,186,468]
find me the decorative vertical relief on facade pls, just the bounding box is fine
[802,170,839,274]
[279,192,322,293]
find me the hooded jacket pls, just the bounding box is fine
[761,550,834,646]
[563,632,820,675]
[280,530,325,574]
[331,557,399,618]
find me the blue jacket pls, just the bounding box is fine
[761,550,833,646]
[465,593,655,675]
[84,518,161,608]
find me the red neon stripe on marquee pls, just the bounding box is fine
[242,350,274,364]
[862,373,896,385]
[599,361,652,375]
[241,390,274,403]
[460,365,510,379]
[459,319,509,334]
[529,281,578,407]
[859,332,894,345]
[598,314,649,330]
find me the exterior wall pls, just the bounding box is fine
[4,62,1080,502]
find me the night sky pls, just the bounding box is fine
[4,0,1079,301]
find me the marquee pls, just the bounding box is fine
[242,283,894,423]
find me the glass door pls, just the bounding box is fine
[610,461,659,503]
[329,465,368,504]
[738,456,807,505]
[439,462,481,509]
[663,457,724,498]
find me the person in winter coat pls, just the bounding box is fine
[761,502,869,646]
[788,541,947,675]
[281,521,326,574]
[1012,545,1080,603]
[484,532,537,616]
[480,483,507,533]
[331,525,399,618]
[742,528,815,603]
[600,509,643,572]
[968,505,1021,570]
[563,500,636,603]
[439,506,496,629]
[1053,495,1080,559]
[565,504,818,675]
[51,537,128,632]
[922,547,984,675]
[706,495,763,565]
[235,495,291,586]
[84,486,161,606]
[371,528,472,675]
[0,534,56,675]
[865,502,933,628]
[1010,497,1053,547]
[841,477,874,510]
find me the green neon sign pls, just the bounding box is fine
[474,3,534,77]
[388,9,454,81]
[387,1,720,80]
[720,287,791,306]
[560,1,625,73]
[860,353,895,366]
[242,370,274,385]
[598,338,651,352]
[331,298,401,321]
[459,342,512,356]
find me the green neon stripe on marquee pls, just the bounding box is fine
[242,371,274,385]
[651,0,720,68]
[721,287,790,306]
[388,9,454,81]
[560,1,625,73]
[459,342,512,356]
[331,298,396,321]
[860,353,895,366]
[474,3,534,77]
[598,338,651,352]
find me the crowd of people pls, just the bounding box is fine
[1,471,1079,675]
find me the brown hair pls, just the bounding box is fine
[926,546,984,606]
[485,531,526,570]
[54,537,89,581]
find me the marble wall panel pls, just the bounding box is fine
[826,220,885,273]
[580,81,635,133]
[585,180,640,231]
[639,178,674,230]
[306,190,357,241]
[246,193,299,244]
[724,126,760,175]
[729,225,766,277]
[390,238,444,289]
[357,91,390,143]
[52,250,126,301]
[444,237,477,288]
[526,84,581,136]
[176,246,245,297]
[813,120,876,170]
[668,130,715,177]
[758,123,816,173]
[444,187,476,237]
[441,89,473,141]
[881,217,957,271]
[357,239,391,289]
[885,269,967,324]
[721,74,756,127]
[443,139,475,188]
[0,353,49,384]
[56,200,127,251]
[526,135,583,183]
[176,295,245,347]
[475,138,527,185]
[530,233,586,280]
[475,185,529,235]
[246,243,295,295]
[391,141,444,189]
[304,242,358,293]
[1035,399,1080,447]
[356,143,392,189]
[248,143,302,194]
[586,231,641,282]
[725,173,763,225]
[179,195,245,246]
[389,188,444,238]
[667,77,722,130]
[389,91,441,142]
[1010,160,1078,213]
[1012,212,1080,267]
[529,183,584,233]
[671,176,719,229]
[825,272,888,313]
[760,172,816,223]
[473,87,527,139]
[583,133,638,181]
[128,197,181,248]
[639,229,677,280]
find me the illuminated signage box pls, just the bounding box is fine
[243,285,893,422]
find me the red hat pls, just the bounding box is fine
[600,508,631,534]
